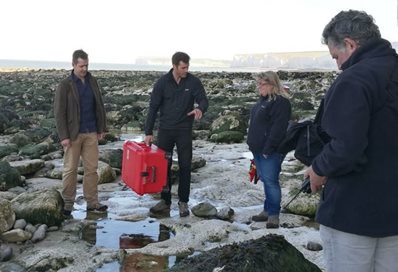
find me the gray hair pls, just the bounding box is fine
[322,10,381,48]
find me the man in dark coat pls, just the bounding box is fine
[305,10,398,272]
[144,52,208,217]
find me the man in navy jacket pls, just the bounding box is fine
[305,10,398,272]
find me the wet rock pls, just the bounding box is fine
[0,244,13,262]
[13,219,27,230]
[0,161,23,190]
[169,234,322,272]
[216,206,235,220]
[9,159,45,176]
[1,229,32,243]
[31,224,48,243]
[191,202,217,218]
[0,198,15,233]
[11,189,64,226]
[98,161,117,184]
[306,241,323,251]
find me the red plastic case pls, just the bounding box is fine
[122,141,168,195]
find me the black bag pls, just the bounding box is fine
[278,99,330,166]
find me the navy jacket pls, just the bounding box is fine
[145,69,208,135]
[247,95,291,155]
[312,39,398,237]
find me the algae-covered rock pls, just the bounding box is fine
[169,234,322,272]
[10,189,64,226]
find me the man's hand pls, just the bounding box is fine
[187,108,203,120]
[144,135,153,146]
[97,133,105,140]
[61,138,71,148]
[304,165,327,193]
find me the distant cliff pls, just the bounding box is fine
[136,42,398,71]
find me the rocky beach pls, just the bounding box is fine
[0,68,337,271]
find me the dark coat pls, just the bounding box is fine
[312,39,398,237]
[247,95,291,155]
[54,71,107,141]
[144,69,208,135]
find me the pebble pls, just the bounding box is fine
[306,241,323,251]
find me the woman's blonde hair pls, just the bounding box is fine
[253,71,290,100]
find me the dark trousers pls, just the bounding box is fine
[157,128,192,204]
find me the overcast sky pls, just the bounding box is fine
[1,0,397,63]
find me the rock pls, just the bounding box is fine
[210,112,247,135]
[0,144,18,159]
[0,191,18,201]
[98,161,117,184]
[306,241,323,251]
[0,198,16,233]
[31,224,48,243]
[0,244,13,262]
[99,148,123,169]
[216,206,235,220]
[20,127,52,144]
[0,262,25,271]
[11,189,64,226]
[25,177,62,192]
[24,223,37,234]
[9,159,45,176]
[169,234,322,272]
[19,142,53,159]
[0,161,23,190]
[13,219,27,230]
[0,229,32,243]
[191,202,217,218]
[210,131,244,143]
[10,133,31,147]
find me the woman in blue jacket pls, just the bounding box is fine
[247,71,291,228]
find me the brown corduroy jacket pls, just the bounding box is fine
[54,71,107,141]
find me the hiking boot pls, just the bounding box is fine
[252,211,268,222]
[178,202,190,217]
[150,200,171,213]
[266,215,280,229]
[62,209,72,217]
[87,204,108,213]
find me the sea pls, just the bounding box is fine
[0,59,264,73]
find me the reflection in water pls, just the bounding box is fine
[119,233,155,249]
[81,222,97,245]
[121,253,167,272]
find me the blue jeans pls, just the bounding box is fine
[253,152,283,216]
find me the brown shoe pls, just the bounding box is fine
[178,202,190,217]
[150,200,171,213]
[266,215,280,229]
[252,211,268,222]
[87,204,108,213]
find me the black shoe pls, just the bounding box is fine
[87,204,108,212]
[62,209,72,216]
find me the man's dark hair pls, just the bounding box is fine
[172,52,190,66]
[72,49,88,64]
[322,10,381,48]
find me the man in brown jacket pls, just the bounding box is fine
[54,49,108,216]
